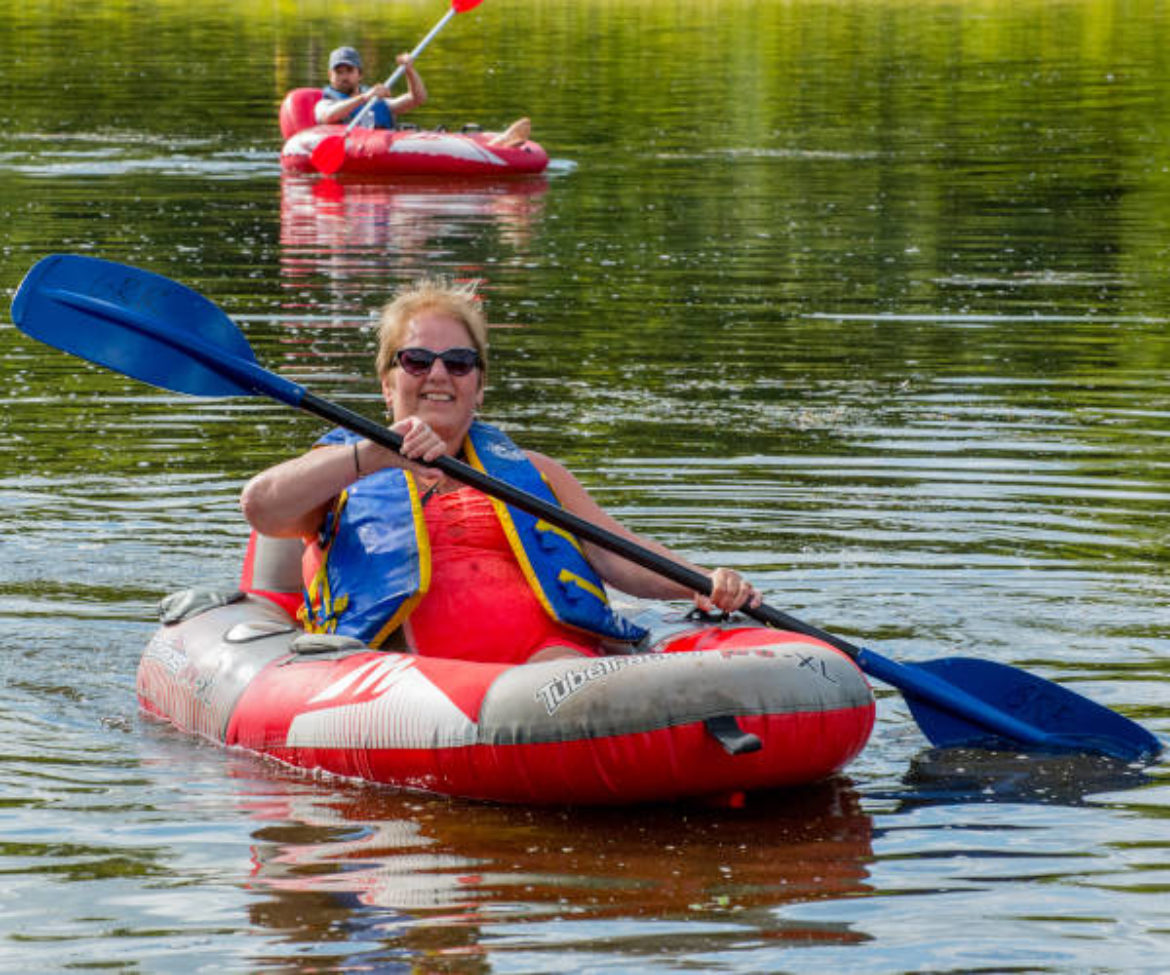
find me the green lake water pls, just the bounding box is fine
[0,0,1168,971]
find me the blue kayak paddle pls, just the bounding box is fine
[9,254,1163,763]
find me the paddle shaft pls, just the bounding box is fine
[348,7,456,132]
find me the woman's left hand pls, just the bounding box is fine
[694,567,762,614]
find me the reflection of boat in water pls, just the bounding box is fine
[279,88,549,177]
[240,772,873,940]
[279,173,548,280]
[139,586,874,806]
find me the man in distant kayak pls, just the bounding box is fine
[315,46,428,129]
[315,44,532,148]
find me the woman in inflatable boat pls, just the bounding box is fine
[240,278,761,664]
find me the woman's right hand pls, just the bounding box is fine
[390,416,448,464]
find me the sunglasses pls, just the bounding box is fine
[391,346,482,377]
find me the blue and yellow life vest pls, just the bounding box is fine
[321,85,394,129]
[300,422,648,649]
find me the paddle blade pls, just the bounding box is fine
[902,657,1162,762]
[310,135,347,175]
[11,254,262,398]
[452,0,486,12]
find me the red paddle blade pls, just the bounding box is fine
[452,0,485,11]
[310,135,347,175]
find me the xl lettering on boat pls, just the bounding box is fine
[717,646,842,684]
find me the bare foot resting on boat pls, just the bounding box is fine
[488,117,531,148]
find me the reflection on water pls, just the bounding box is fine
[278,173,549,293]
[240,773,874,963]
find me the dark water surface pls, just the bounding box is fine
[1,0,1168,971]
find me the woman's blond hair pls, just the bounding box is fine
[375,277,489,381]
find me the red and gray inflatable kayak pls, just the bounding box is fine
[278,88,549,177]
[138,573,874,805]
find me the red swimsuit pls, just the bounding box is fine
[404,488,599,663]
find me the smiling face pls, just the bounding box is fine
[380,309,485,452]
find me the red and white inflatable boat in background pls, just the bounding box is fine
[278,88,550,177]
[137,535,874,806]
